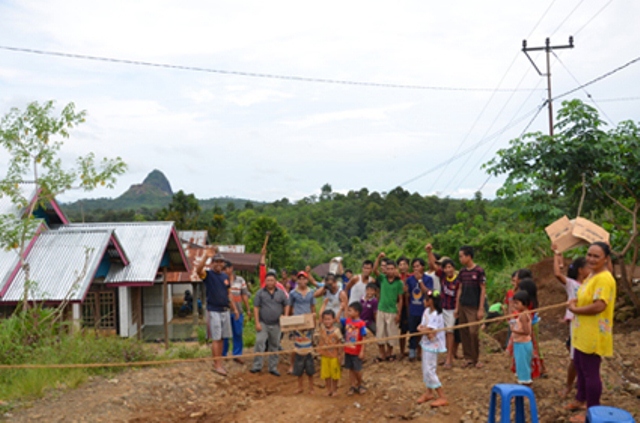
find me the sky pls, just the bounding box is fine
[1,0,639,204]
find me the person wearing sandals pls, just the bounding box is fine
[565,242,616,423]
[372,252,405,362]
[416,290,448,407]
[454,245,486,369]
[341,302,368,395]
[195,249,240,377]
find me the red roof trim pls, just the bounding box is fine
[0,222,46,298]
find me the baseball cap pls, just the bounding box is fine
[436,256,451,265]
[212,253,226,262]
[297,271,308,279]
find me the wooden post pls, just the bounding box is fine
[163,267,169,349]
[192,283,199,326]
[136,287,143,340]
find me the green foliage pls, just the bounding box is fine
[0,307,151,403]
[244,216,291,269]
[156,190,202,230]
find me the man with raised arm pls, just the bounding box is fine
[194,247,239,377]
[345,259,375,305]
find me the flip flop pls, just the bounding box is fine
[374,357,385,363]
[213,367,228,377]
[564,402,586,411]
[430,398,449,407]
[386,355,397,362]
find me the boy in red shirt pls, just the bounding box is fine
[341,302,368,395]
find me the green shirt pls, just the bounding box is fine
[378,274,404,314]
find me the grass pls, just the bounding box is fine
[0,307,153,406]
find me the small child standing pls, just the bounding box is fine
[510,290,533,385]
[360,283,379,335]
[318,309,344,396]
[292,328,315,394]
[341,302,368,395]
[417,290,448,407]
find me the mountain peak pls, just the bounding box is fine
[141,170,173,196]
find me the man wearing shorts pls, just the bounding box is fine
[195,250,239,377]
[373,252,404,362]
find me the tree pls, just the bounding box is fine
[0,100,127,310]
[156,190,201,229]
[244,216,291,269]
[485,99,640,310]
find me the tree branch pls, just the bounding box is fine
[596,181,634,215]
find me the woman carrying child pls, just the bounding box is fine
[416,290,448,407]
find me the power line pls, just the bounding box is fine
[591,96,640,103]
[450,100,546,196]
[550,0,584,37]
[0,45,541,93]
[426,0,559,193]
[574,0,614,36]
[394,104,545,189]
[553,55,640,101]
[552,51,614,125]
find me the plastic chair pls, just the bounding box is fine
[586,406,635,423]
[488,384,539,423]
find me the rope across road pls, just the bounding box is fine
[0,302,567,370]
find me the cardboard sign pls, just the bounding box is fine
[572,217,610,245]
[545,215,610,253]
[280,313,315,332]
[545,216,588,253]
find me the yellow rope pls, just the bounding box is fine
[0,302,566,370]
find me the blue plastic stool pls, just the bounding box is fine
[488,384,539,423]
[586,406,635,423]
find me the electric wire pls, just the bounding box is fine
[553,55,640,101]
[425,0,557,193]
[0,45,540,92]
[574,0,614,36]
[552,51,614,125]
[395,104,545,189]
[550,0,585,37]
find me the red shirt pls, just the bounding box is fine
[341,317,367,356]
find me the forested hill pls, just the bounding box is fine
[59,171,549,301]
[60,170,262,220]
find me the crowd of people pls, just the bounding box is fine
[193,240,616,422]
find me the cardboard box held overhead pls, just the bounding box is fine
[545,215,610,253]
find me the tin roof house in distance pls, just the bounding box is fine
[0,186,190,338]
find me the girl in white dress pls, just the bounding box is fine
[416,290,448,407]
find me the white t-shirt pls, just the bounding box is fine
[348,275,373,304]
[426,271,441,293]
[420,308,447,353]
[325,287,343,317]
[564,277,582,321]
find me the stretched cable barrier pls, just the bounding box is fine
[0,302,567,370]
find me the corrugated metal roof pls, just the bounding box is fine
[178,230,208,247]
[2,230,112,302]
[0,184,37,216]
[0,220,45,296]
[59,222,185,283]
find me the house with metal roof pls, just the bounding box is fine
[0,187,190,338]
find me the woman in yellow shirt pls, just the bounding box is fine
[565,242,616,423]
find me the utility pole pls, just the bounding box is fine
[522,37,574,137]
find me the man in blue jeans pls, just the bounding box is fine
[222,260,251,363]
